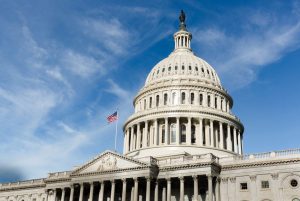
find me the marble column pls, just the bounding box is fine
[210,120,214,147]
[207,175,213,201]
[122,179,127,201]
[110,180,115,201]
[79,184,84,201]
[193,175,198,201]
[146,178,151,201]
[227,125,232,151]
[89,182,94,201]
[215,127,219,148]
[167,178,171,201]
[180,177,184,201]
[137,123,141,149]
[176,117,180,144]
[154,181,158,201]
[144,121,148,147]
[61,188,65,201]
[154,119,158,146]
[198,118,203,146]
[205,121,210,146]
[98,182,105,201]
[162,187,166,201]
[165,118,169,145]
[238,130,242,154]
[69,185,74,201]
[219,122,224,149]
[134,178,139,201]
[187,117,192,145]
[233,128,237,153]
[130,187,134,201]
[52,189,57,201]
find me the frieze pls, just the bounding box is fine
[271,173,279,180]
[97,156,117,171]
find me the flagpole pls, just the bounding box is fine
[114,109,118,152]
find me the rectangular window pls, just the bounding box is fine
[261,181,269,189]
[240,182,248,190]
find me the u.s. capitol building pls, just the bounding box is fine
[1,11,300,201]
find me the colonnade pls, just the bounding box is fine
[49,175,220,201]
[124,117,242,155]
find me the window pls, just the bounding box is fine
[170,124,176,143]
[175,65,178,70]
[221,99,223,110]
[201,68,204,73]
[164,93,168,105]
[149,97,152,108]
[162,68,165,72]
[191,93,194,104]
[207,69,210,74]
[291,179,298,187]
[156,95,159,107]
[199,94,203,105]
[168,66,171,71]
[180,124,186,143]
[191,125,196,144]
[261,181,269,189]
[208,95,211,107]
[157,70,159,74]
[292,199,300,201]
[162,125,165,143]
[215,97,217,108]
[144,99,146,110]
[189,65,192,70]
[240,183,248,190]
[181,92,186,104]
[195,67,198,71]
[182,65,185,70]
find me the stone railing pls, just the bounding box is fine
[48,171,72,179]
[220,148,300,163]
[0,179,45,189]
[157,153,219,166]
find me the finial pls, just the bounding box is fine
[179,10,186,31]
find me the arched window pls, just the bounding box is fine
[170,124,176,143]
[199,94,203,105]
[221,98,223,110]
[156,95,159,107]
[180,124,186,143]
[164,93,168,105]
[168,66,171,71]
[191,93,194,104]
[181,92,186,104]
[172,92,177,105]
[149,97,152,108]
[161,125,165,143]
[182,65,185,70]
[189,65,192,70]
[208,95,211,107]
[191,125,196,144]
[215,97,217,108]
[292,198,300,201]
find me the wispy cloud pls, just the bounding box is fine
[192,5,300,89]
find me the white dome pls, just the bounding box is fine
[145,49,222,88]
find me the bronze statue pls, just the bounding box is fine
[179,10,186,23]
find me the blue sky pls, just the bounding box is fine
[1,0,300,182]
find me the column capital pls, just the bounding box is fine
[166,177,171,182]
[122,178,127,183]
[250,175,257,181]
[146,177,151,182]
[110,179,115,184]
[133,177,139,182]
[192,175,198,180]
[179,176,184,181]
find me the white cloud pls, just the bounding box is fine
[192,9,300,89]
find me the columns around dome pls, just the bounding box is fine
[124,116,243,156]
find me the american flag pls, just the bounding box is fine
[107,111,118,123]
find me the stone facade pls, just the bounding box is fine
[1,11,300,201]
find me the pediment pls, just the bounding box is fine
[72,150,148,175]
